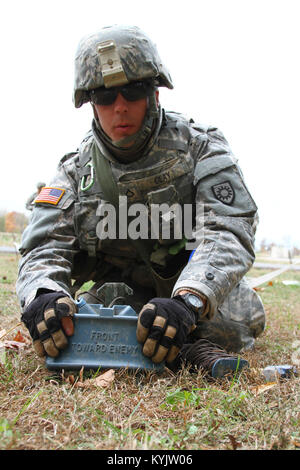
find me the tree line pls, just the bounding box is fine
[0,211,28,233]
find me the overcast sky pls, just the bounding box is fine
[1,0,299,248]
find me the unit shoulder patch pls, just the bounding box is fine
[34,187,65,205]
[212,181,235,205]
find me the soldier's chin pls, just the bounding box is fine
[113,133,137,148]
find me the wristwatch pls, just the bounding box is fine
[181,293,205,320]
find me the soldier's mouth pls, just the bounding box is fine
[116,123,132,128]
[114,124,134,135]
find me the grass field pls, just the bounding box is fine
[0,249,299,451]
[0,232,21,247]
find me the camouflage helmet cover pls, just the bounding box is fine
[73,25,173,108]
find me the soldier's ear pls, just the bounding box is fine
[91,103,100,122]
[155,90,159,107]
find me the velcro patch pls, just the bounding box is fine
[34,187,65,205]
[212,181,235,205]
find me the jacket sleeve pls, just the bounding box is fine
[16,155,80,310]
[172,125,258,318]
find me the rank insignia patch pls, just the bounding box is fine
[34,187,65,205]
[212,181,235,205]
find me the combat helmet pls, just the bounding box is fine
[73,25,173,108]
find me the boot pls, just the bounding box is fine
[170,339,249,378]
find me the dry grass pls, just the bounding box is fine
[0,252,299,451]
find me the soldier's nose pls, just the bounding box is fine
[113,93,129,112]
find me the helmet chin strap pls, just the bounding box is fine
[92,92,162,162]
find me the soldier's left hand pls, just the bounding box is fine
[136,297,197,364]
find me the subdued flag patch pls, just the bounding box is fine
[34,187,65,205]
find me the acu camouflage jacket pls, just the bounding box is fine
[17,110,258,318]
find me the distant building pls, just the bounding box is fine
[270,246,290,259]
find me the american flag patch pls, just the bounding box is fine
[34,187,65,205]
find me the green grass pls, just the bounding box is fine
[0,232,21,247]
[0,252,299,450]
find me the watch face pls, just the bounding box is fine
[184,294,204,313]
[188,294,203,309]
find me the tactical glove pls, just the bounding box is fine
[136,296,197,364]
[21,291,77,358]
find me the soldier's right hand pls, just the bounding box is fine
[21,291,77,358]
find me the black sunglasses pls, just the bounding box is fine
[89,81,153,106]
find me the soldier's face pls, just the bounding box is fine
[93,90,159,144]
[94,93,147,143]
